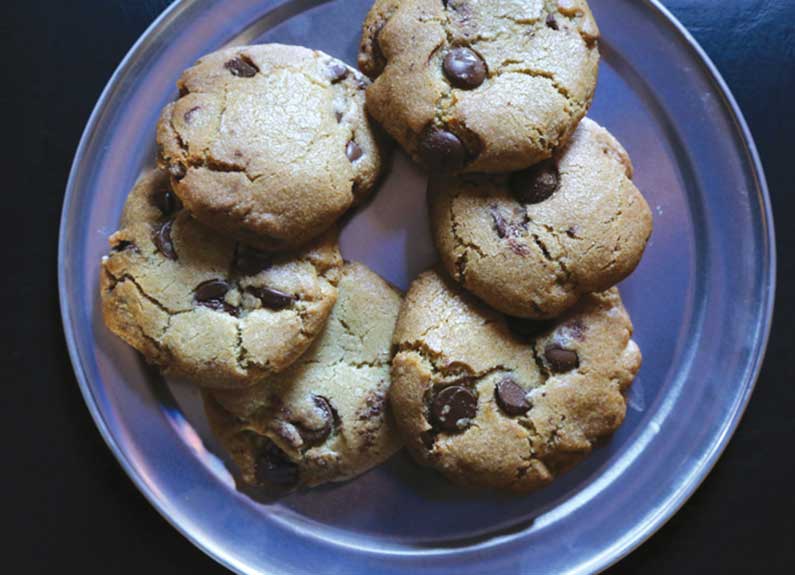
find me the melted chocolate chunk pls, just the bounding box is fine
[346,140,363,162]
[544,343,579,372]
[248,286,294,310]
[153,219,177,260]
[510,160,559,204]
[430,385,478,432]
[494,377,531,416]
[193,279,237,315]
[418,127,468,172]
[443,47,487,89]
[295,395,337,445]
[224,56,258,78]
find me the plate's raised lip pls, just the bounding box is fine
[57,1,776,574]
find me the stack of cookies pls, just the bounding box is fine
[101,0,652,495]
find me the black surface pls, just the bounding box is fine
[4,1,793,573]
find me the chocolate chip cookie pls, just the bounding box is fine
[157,43,388,251]
[100,169,342,389]
[205,262,403,491]
[358,0,599,173]
[430,118,652,319]
[390,269,641,492]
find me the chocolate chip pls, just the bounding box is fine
[152,185,182,216]
[510,160,559,204]
[153,219,177,260]
[544,343,579,372]
[505,315,553,340]
[443,47,487,89]
[233,244,272,276]
[430,385,477,432]
[327,61,349,83]
[254,439,299,487]
[418,126,468,172]
[545,14,559,30]
[494,377,531,416]
[224,56,258,78]
[248,286,293,310]
[183,105,201,124]
[194,279,237,315]
[296,396,337,445]
[346,140,363,162]
[490,207,508,238]
[168,162,186,180]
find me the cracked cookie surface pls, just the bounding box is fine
[205,262,403,491]
[100,169,342,389]
[390,269,641,492]
[358,0,599,173]
[157,43,388,251]
[430,118,653,318]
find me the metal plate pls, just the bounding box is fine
[58,1,775,573]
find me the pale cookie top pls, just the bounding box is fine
[206,262,403,491]
[390,269,641,492]
[157,43,388,251]
[100,169,342,389]
[430,118,653,319]
[359,0,599,173]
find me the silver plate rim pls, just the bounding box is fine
[57,0,776,573]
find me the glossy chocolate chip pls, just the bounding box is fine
[193,279,237,315]
[418,127,468,172]
[248,286,293,310]
[254,439,299,487]
[296,396,337,445]
[495,377,531,416]
[224,56,258,78]
[327,61,349,83]
[346,140,363,162]
[431,385,477,432]
[544,343,579,372]
[153,219,177,260]
[152,186,182,216]
[510,160,559,204]
[545,13,559,30]
[233,244,272,276]
[443,47,487,90]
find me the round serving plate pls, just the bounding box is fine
[59,0,775,573]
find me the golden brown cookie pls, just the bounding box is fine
[430,118,653,318]
[205,262,403,492]
[100,169,342,389]
[390,269,641,492]
[359,0,599,173]
[157,44,388,251]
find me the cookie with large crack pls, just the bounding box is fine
[358,0,599,173]
[157,44,388,251]
[390,269,641,492]
[429,118,653,319]
[205,262,403,492]
[100,169,342,389]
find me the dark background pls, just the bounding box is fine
[3,0,793,572]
